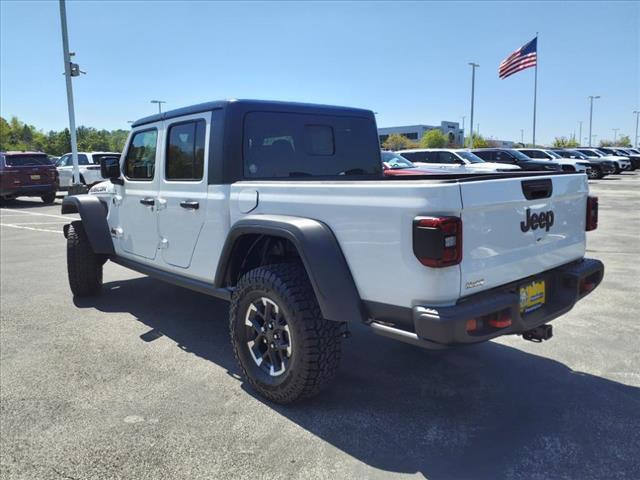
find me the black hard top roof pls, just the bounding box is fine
[131,99,374,128]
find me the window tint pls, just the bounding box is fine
[77,154,90,166]
[124,129,158,180]
[521,149,545,159]
[4,154,51,166]
[474,150,494,161]
[436,152,458,164]
[166,120,206,181]
[243,112,380,178]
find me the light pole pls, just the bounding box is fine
[59,0,82,191]
[588,95,600,147]
[461,116,465,146]
[151,100,166,113]
[520,129,524,144]
[613,128,620,143]
[634,111,640,147]
[468,62,479,148]
[578,121,583,147]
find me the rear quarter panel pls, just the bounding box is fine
[229,180,463,307]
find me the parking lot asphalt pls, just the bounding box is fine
[1,174,639,480]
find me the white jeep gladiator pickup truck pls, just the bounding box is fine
[62,99,604,403]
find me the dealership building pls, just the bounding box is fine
[378,122,464,146]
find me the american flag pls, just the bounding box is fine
[499,37,537,79]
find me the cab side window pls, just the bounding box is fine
[124,129,158,180]
[437,152,458,164]
[165,120,206,181]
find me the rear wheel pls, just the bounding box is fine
[67,221,103,296]
[229,263,343,404]
[41,192,56,204]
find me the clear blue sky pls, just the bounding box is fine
[1,1,638,145]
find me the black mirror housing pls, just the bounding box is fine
[100,156,121,180]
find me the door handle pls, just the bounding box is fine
[139,197,155,206]
[180,200,199,210]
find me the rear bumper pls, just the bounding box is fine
[369,258,604,348]
[1,183,58,197]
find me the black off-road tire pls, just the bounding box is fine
[67,221,103,296]
[230,263,343,404]
[41,192,56,204]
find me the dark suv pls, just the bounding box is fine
[0,152,59,204]
[471,148,561,172]
[551,149,615,179]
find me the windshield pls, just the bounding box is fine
[381,151,415,169]
[564,150,587,159]
[544,150,562,159]
[4,154,52,166]
[455,151,484,163]
[505,149,531,161]
[578,149,600,157]
[595,149,612,156]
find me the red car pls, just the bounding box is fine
[0,151,59,204]
[382,151,441,176]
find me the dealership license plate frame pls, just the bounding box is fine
[520,279,546,314]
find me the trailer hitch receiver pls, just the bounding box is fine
[522,324,553,342]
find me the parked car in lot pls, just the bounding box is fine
[597,147,639,170]
[575,148,630,173]
[56,151,120,189]
[0,151,59,204]
[516,148,589,173]
[551,149,615,179]
[61,99,603,404]
[381,151,442,176]
[614,148,640,169]
[472,148,561,172]
[396,148,521,173]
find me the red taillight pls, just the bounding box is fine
[488,310,512,328]
[413,216,462,268]
[586,195,598,231]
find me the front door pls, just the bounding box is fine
[57,154,73,187]
[119,126,161,260]
[157,113,210,269]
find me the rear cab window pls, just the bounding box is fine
[243,112,381,178]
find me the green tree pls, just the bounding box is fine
[382,133,416,151]
[420,129,447,148]
[552,136,579,148]
[615,135,631,147]
[467,133,489,148]
[0,117,11,150]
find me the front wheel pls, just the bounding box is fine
[67,221,103,296]
[587,167,603,180]
[229,263,343,404]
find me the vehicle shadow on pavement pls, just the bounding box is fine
[75,277,640,480]
[0,198,60,208]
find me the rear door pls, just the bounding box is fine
[157,113,210,268]
[458,174,587,297]
[119,126,162,260]
[57,155,72,186]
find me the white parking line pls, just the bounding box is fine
[4,221,69,225]
[0,223,62,234]
[0,208,77,220]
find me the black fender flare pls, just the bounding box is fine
[61,195,114,255]
[215,215,366,323]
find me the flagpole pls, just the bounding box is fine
[532,32,538,147]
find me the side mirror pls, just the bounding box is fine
[100,156,123,185]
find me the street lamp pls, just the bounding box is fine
[468,62,479,148]
[151,100,166,113]
[613,128,620,143]
[461,116,465,146]
[578,121,583,147]
[633,111,639,147]
[588,95,600,147]
[520,129,524,144]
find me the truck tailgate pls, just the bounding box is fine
[459,174,588,298]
